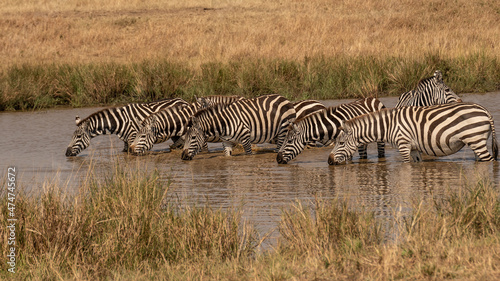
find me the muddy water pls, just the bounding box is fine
[1,93,500,246]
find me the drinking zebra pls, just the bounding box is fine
[65,98,188,156]
[395,70,461,107]
[129,95,249,155]
[181,94,296,160]
[328,102,498,165]
[276,97,386,164]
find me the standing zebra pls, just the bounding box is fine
[395,70,461,107]
[65,98,188,156]
[328,103,498,165]
[276,98,386,164]
[181,94,296,160]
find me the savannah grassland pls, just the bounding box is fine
[1,1,500,280]
[1,0,500,110]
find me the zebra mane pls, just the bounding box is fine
[414,73,441,90]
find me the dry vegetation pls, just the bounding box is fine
[1,163,500,280]
[2,0,499,68]
[1,0,499,110]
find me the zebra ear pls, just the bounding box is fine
[75,115,81,125]
[434,70,443,82]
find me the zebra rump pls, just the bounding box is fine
[65,98,188,156]
[277,97,386,164]
[395,70,461,108]
[181,94,296,160]
[329,102,498,164]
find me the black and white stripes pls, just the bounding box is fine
[65,98,187,156]
[328,102,498,164]
[277,98,386,164]
[395,70,461,107]
[181,94,296,160]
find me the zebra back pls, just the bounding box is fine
[196,95,245,109]
[395,70,461,107]
[292,100,326,120]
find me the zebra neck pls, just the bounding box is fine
[88,109,130,140]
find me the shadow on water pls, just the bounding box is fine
[1,92,500,247]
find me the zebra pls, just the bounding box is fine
[292,100,326,120]
[395,70,461,108]
[129,95,249,154]
[328,102,498,165]
[181,94,296,160]
[197,95,245,108]
[276,97,386,164]
[65,98,188,156]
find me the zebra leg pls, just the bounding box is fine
[377,142,385,158]
[223,141,234,156]
[466,138,494,161]
[397,142,413,163]
[169,136,185,150]
[357,144,368,159]
[201,141,209,153]
[123,141,129,152]
[241,139,253,155]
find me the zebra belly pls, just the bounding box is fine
[415,138,466,156]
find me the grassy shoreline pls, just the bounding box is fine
[2,53,499,111]
[1,164,499,280]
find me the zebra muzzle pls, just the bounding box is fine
[276,152,288,164]
[181,149,193,160]
[65,147,76,157]
[327,154,342,165]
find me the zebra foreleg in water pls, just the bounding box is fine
[329,103,498,165]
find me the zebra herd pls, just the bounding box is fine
[66,70,498,164]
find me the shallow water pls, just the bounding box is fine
[1,92,499,246]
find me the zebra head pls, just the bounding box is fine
[431,70,462,104]
[181,117,206,160]
[328,122,358,165]
[276,123,306,164]
[66,117,91,156]
[129,115,158,155]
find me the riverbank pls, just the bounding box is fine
[1,54,499,111]
[1,163,499,280]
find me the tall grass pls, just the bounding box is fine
[1,166,499,280]
[1,0,499,110]
[0,164,257,280]
[2,53,499,110]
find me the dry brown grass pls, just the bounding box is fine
[2,0,499,71]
